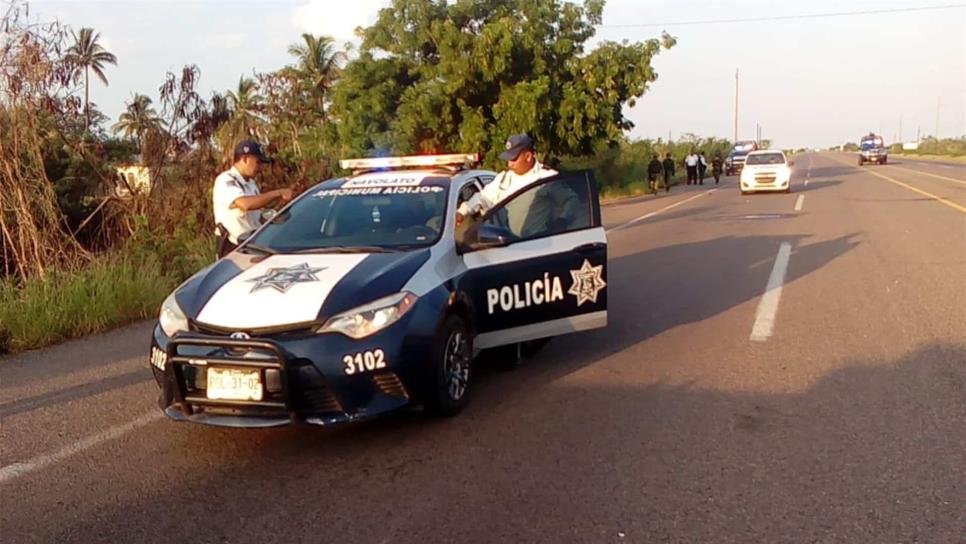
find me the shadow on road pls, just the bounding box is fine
[25,341,964,543]
[795,179,842,193]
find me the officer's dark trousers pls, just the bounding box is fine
[663,173,672,191]
[687,166,698,185]
[698,166,706,184]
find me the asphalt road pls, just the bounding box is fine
[2,153,964,543]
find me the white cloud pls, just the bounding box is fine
[199,32,248,50]
[290,0,389,48]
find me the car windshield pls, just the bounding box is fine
[733,142,756,152]
[746,153,786,165]
[861,139,881,149]
[247,181,449,253]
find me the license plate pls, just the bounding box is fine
[206,367,263,401]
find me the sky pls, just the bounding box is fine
[18,0,966,149]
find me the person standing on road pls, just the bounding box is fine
[647,154,663,192]
[698,152,708,185]
[711,152,724,184]
[661,153,675,193]
[212,140,294,258]
[684,150,699,185]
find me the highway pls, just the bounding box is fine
[2,153,964,543]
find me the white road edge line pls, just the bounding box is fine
[750,242,792,342]
[0,410,162,485]
[606,189,715,233]
[794,194,805,212]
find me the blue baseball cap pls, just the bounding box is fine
[498,133,535,161]
[233,140,271,163]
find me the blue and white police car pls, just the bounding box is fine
[149,154,608,427]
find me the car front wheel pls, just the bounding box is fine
[426,315,473,417]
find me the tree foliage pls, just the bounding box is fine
[330,0,675,165]
[65,27,117,129]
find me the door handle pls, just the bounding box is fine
[573,242,605,254]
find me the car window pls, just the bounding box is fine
[482,175,592,242]
[746,153,785,165]
[457,180,481,207]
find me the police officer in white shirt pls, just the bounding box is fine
[457,133,557,223]
[213,140,294,257]
[684,150,700,185]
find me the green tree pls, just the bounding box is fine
[216,76,265,158]
[65,27,118,130]
[112,94,160,149]
[286,33,347,118]
[329,0,675,165]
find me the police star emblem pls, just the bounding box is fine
[246,262,325,293]
[568,259,606,306]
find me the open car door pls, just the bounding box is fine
[459,171,607,349]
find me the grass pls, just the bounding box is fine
[0,233,214,354]
[890,153,966,164]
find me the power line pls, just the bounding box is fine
[599,4,966,28]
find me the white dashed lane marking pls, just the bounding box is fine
[0,410,162,485]
[794,194,805,212]
[750,242,792,342]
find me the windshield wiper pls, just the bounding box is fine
[239,243,277,255]
[292,246,396,254]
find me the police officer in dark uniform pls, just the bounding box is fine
[661,153,675,192]
[712,151,724,184]
[647,154,663,192]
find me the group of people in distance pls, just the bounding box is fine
[647,150,723,193]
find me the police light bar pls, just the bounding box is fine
[339,153,480,171]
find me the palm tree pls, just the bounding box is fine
[226,76,264,135]
[216,77,265,160]
[66,27,118,130]
[287,33,346,117]
[112,94,160,149]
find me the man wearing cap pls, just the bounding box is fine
[212,140,294,258]
[457,133,557,221]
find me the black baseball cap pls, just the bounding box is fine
[234,140,271,163]
[498,133,535,161]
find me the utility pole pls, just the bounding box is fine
[935,96,940,140]
[899,116,902,142]
[734,68,739,143]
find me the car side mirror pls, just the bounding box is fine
[236,230,254,244]
[458,223,513,253]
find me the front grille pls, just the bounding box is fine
[754,175,777,184]
[166,335,291,418]
[372,372,409,399]
[191,320,317,338]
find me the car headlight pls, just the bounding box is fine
[317,292,418,339]
[159,292,188,337]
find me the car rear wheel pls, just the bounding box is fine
[426,315,472,417]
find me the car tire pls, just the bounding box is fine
[425,315,473,417]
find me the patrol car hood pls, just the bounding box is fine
[178,250,430,331]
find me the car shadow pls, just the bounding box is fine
[36,341,966,543]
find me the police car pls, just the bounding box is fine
[149,154,608,427]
